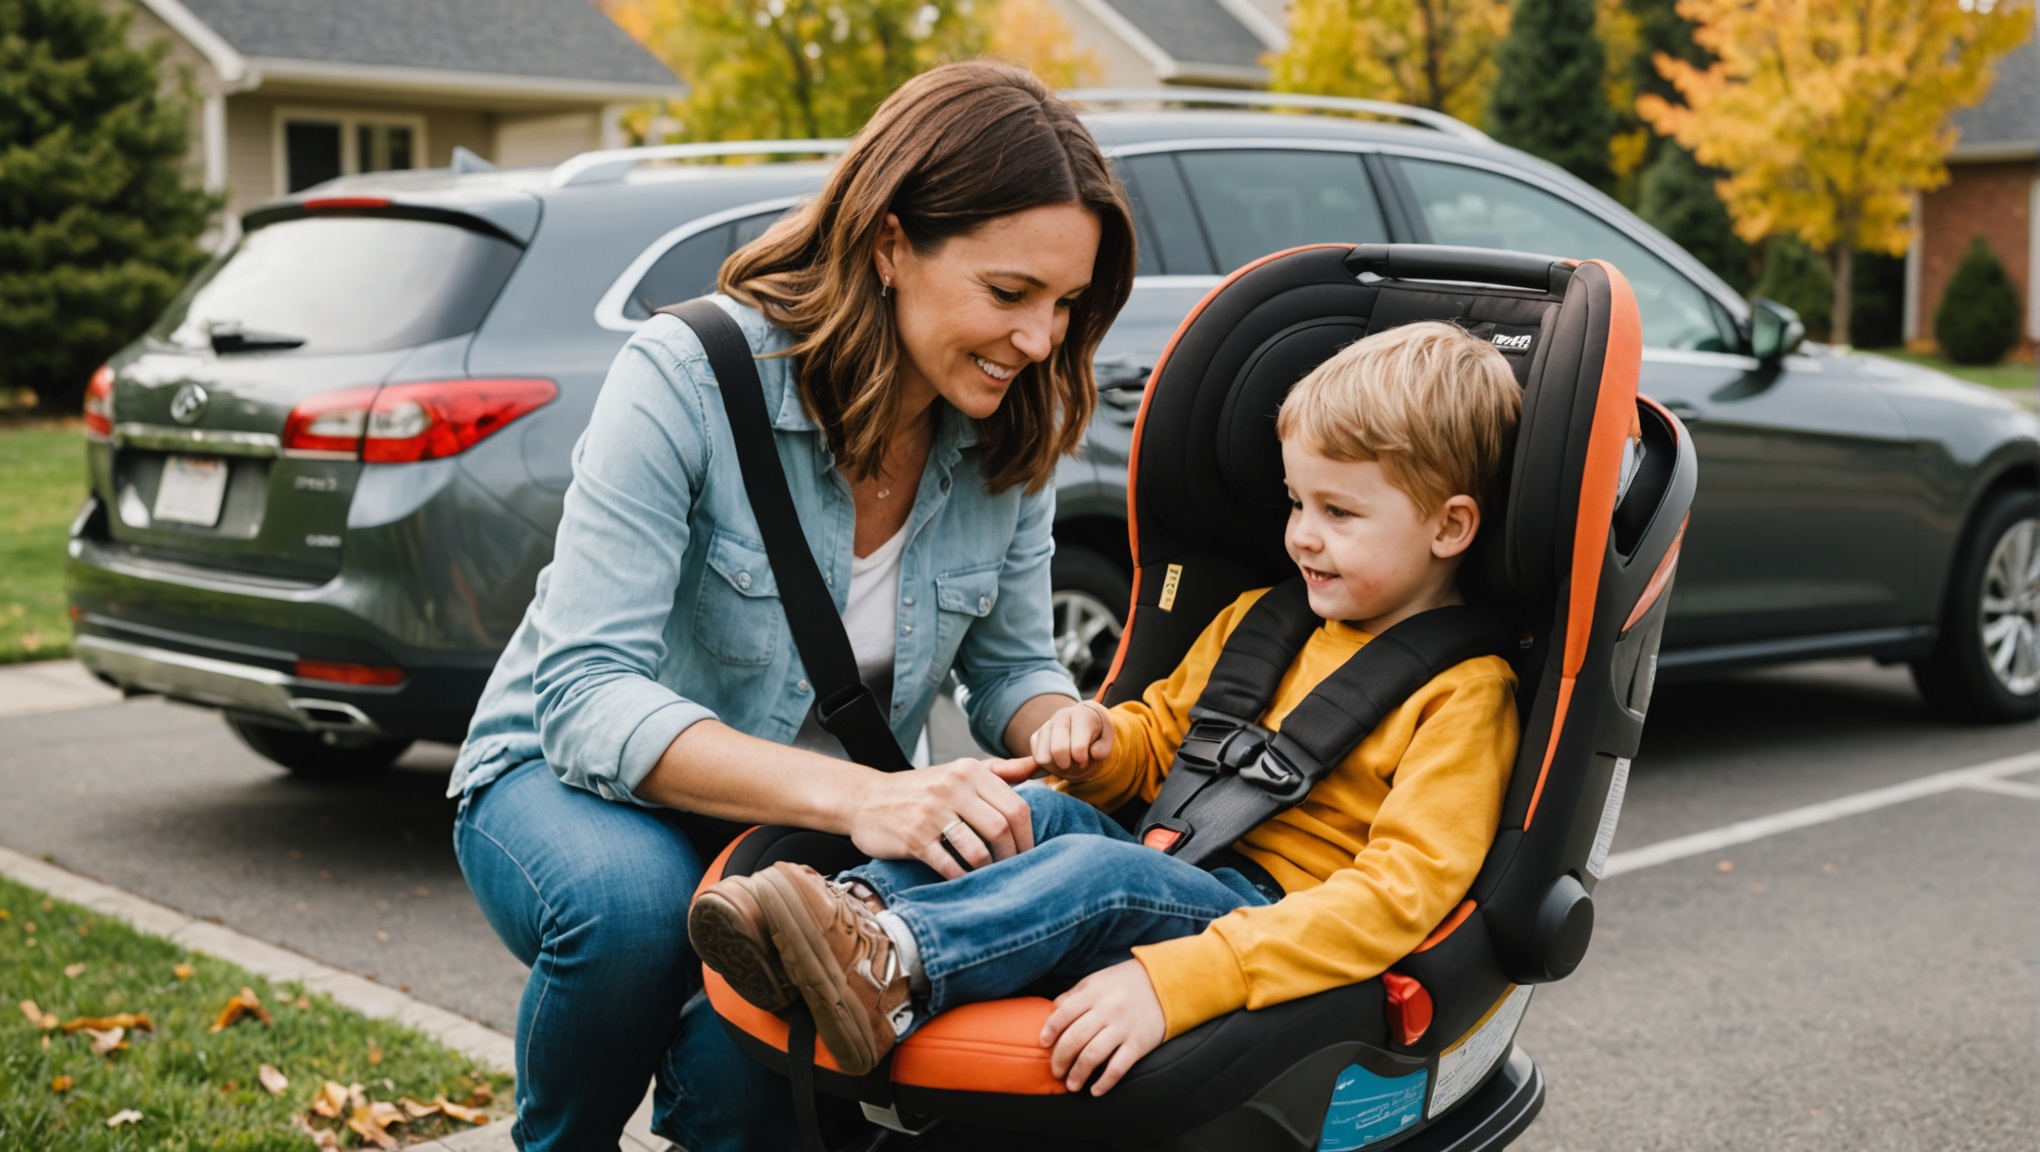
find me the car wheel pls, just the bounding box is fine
[226,716,412,780]
[1051,547,1130,699]
[1911,489,2040,723]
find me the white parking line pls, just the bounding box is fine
[1960,777,2040,801]
[1603,748,2040,878]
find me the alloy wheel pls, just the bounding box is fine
[1052,589,1124,697]
[1979,516,2040,697]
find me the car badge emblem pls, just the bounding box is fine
[170,382,209,425]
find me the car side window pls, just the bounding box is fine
[1397,158,1735,351]
[1117,153,1215,276]
[623,209,788,321]
[1176,149,1388,272]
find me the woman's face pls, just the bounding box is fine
[875,202,1101,422]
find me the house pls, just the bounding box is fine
[1907,38,2038,357]
[1051,0,1285,89]
[125,0,684,231]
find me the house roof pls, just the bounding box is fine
[1952,38,2038,160]
[161,0,680,92]
[1072,0,1283,86]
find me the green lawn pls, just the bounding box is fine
[0,422,86,664]
[0,873,508,1150]
[1871,349,2040,393]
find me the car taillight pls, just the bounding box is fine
[83,365,115,437]
[282,379,556,462]
[294,659,405,687]
[282,387,378,457]
[362,379,557,464]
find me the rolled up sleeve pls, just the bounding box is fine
[531,327,720,804]
[954,484,1079,755]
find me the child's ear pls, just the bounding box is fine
[1432,495,1481,559]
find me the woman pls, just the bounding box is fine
[448,62,1137,1152]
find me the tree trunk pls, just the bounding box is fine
[1830,244,1853,348]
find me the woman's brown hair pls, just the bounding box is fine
[720,60,1136,495]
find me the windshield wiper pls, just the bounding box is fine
[207,321,305,354]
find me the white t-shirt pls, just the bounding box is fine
[789,524,930,764]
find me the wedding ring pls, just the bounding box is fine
[939,818,967,844]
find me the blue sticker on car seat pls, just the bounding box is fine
[1316,1064,1428,1151]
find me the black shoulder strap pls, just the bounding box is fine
[1138,578,1514,865]
[659,299,913,774]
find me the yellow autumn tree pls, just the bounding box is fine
[1639,0,2032,341]
[989,0,1101,87]
[1269,0,1513,128]
[1597,0,1648,184]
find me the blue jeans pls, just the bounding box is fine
[455,761,798,1152]
[844,785,1277,1020]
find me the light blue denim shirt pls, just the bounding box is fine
[450,297,1078,805]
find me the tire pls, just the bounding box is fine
[1911,488,2040,723]
[1050,546,1131,699]
[226,716,412,780]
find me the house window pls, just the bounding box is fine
[277,110,427,193]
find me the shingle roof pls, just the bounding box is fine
[1952,39,2038,153]
[1103,0,1271,70]
[176,0,679,87]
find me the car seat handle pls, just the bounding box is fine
[1346,243,1575,296]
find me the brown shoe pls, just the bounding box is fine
[753,862,915,1075]
[689,875,795,1012]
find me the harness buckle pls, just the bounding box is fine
[1238,741,1309,796]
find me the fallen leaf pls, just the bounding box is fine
[63,962,85,978]
[63,1013,152,1033]
[366,1043,383,1066]
[172,963,194,980]
[39,1034,49,1050]
[437,1096,489,1124]
[19,1000,58,1030]
[463,1084,493,1108]
[347,1083,368,1113]
[40,899,52,912]
[1716,860,1735,873]
[105,1109,143,1128]
[346,1114,399,1150]
[0,908,9,919]
[22,921,35,933]
[50,1075,73,1093]
[207,987,271,1033]
[366,1100,407,1128]
[258,1064,289,1095]
[397,1097,439,1119]
[291,1115,342,1152]
[312,1080,350,1119]
[85,1026,126,1055]
[295,996,312,1011]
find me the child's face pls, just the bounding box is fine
[1280,438,1481,633]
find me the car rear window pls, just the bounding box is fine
[153,215,522,355]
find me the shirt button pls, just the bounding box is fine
[979,595,991,613]
[736,572,752,590]
[825,574,834,587]
[797,679,810,693]
[902,624,914,635]
[902,597,914,607]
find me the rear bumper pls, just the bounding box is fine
[74,634,392,735]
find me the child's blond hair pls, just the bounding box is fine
[1275,321,1522,514]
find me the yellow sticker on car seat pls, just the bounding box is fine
[1158,564,1182,611]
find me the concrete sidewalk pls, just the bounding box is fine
[0,657,121,717]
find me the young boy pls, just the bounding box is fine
[690,320,1524,1095]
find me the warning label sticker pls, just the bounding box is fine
[1316,1065,1428,1151]
[1428,985,1533,1119]
[1586,756,1631,879]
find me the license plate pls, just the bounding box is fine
[153,455,229,526]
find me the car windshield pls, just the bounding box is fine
[154,215,522,355]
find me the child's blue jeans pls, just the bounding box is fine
[842,783,1280,1021]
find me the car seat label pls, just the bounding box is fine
[1158,563,1183,611]
[1428,984,1533,1118]
[1316,1064,1427,1150]
[1586,756,1631,879]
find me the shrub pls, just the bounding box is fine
[0,0,216,410]
[1935,236,2023,365]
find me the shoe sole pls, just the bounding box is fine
[689,889,795,1013]
[754,867,884,1076]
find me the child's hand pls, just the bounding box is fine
[1028,700,1114,781]
[1038,959,1166,1095]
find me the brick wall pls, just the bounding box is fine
[1915,160,2037,355]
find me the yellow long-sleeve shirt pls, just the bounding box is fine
[1063,587,1519,1039]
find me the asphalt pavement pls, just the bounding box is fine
[0,658,2033,1150]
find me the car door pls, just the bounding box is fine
[1387,155,1922,651]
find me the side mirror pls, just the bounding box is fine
[1747,297,1806,362]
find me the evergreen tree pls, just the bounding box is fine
[1752,236,1832,342]
[1935,237,2023,365]
[0,0,215,408]
[1636,141,1751,291]
[1489,0,1616,189]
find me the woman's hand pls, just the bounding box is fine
[1039,959,1166,1095]
[845,756,1039,878]
[1028,700,1114,782]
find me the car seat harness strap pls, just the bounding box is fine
[660,299,914,775]
[1138,579,1515,866]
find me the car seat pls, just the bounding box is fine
[692,243,1697,1151]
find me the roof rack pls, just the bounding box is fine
[550,139,850,188]
[1060,87,1488,143]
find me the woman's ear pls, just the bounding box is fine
[1432,495,1482,560]
[872,212,907,291]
